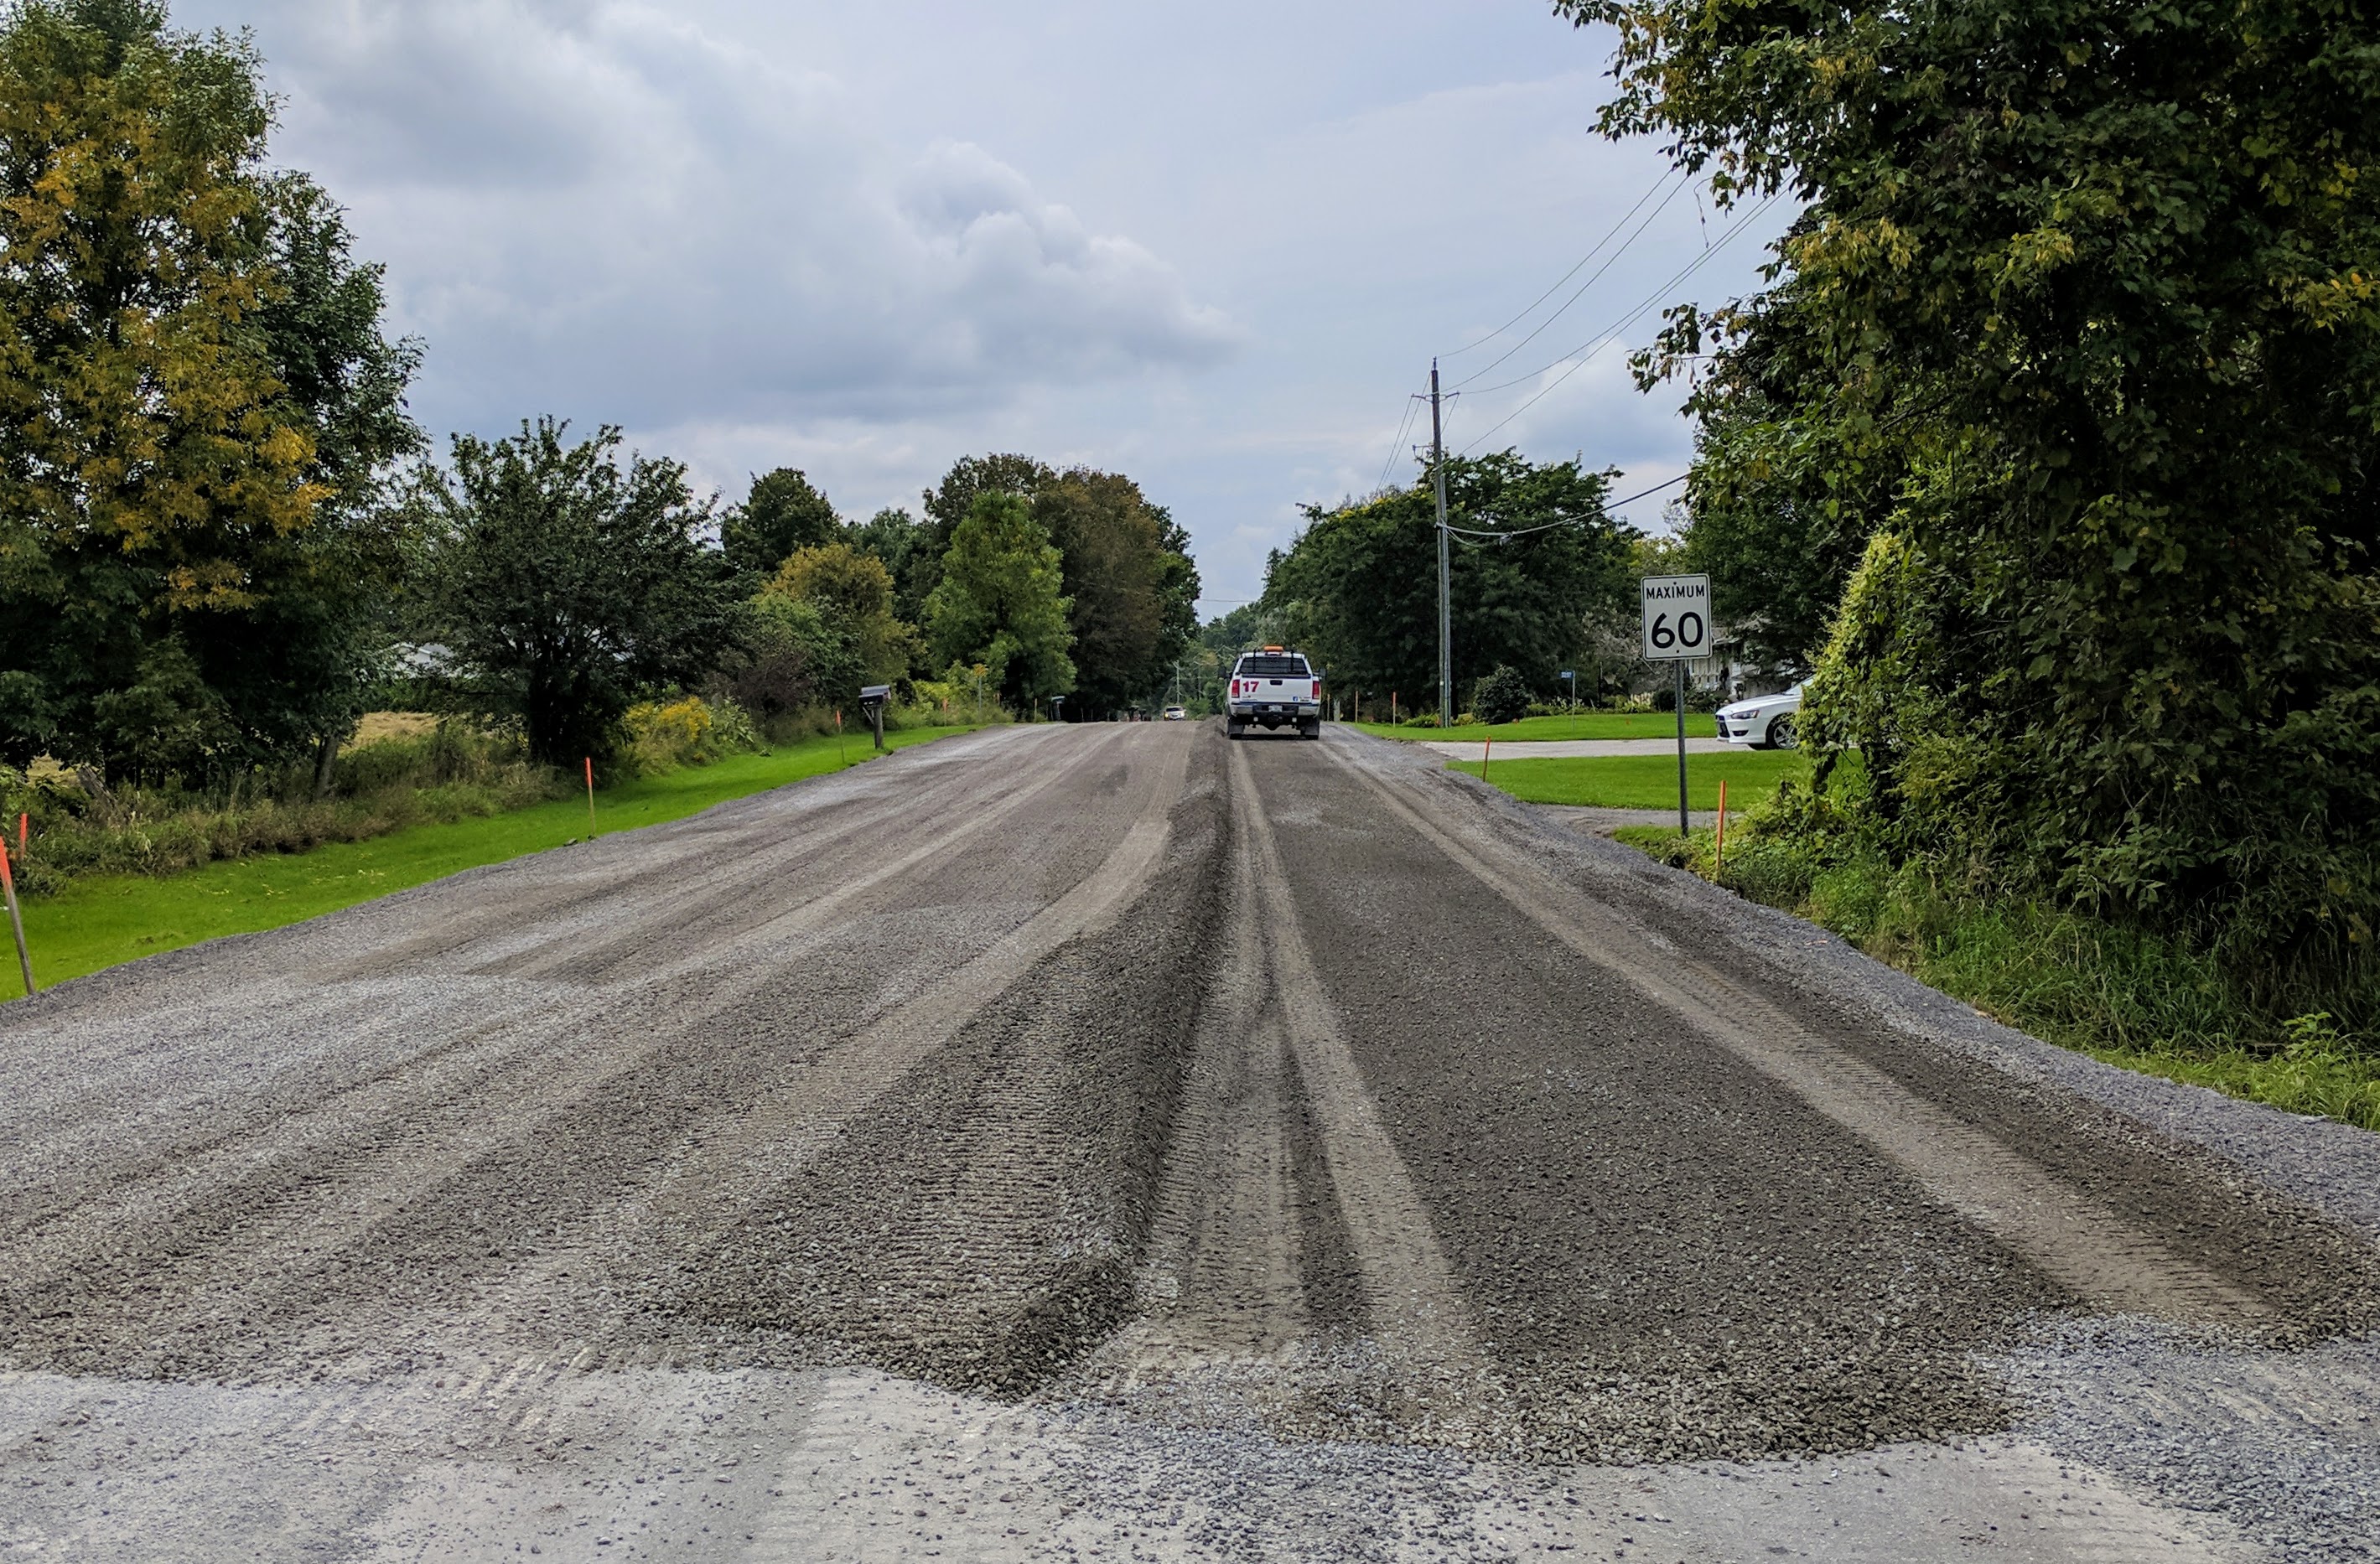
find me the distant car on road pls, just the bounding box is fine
[1716,682,1804,749]
[1226,647,1321,739]
[1163,706,1187,721]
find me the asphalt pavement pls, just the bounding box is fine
[3,721,2377,1561]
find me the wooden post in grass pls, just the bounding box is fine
[0,837,34,998]
[1715,779,1729,878]
[835,709,847,768]
[583,757,597,838]
[1481,734,1492,787]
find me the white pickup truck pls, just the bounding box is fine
[1225,648,1321,739]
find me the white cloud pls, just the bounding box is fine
[221,0,1238,436]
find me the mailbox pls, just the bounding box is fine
[858,684,891,751]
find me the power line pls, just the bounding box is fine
[1440,472,1691,548]
[1447,174,1693,391]
[1461,192,1784,401]
[1456,192,1785,453]
[1439,169,1685,362]
[1373,388,1425,493]
[1605,469,1690,510]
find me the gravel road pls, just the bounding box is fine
[3,722,2377,1561]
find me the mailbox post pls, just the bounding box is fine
[858,684,891,752]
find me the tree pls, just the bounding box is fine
[1264,453,1637,713]
[722,468,840,578]
[181,176,425,792]
[924,492,1076,712]
[417,420,740,769]
[1030,469,1183,714]
[915,453,1055,610]
[764,541,919,694]
[0,0,354,774]
[1571,0,2380,973]
[848,506,927,627]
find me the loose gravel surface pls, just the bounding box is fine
[3,722,2378,1560]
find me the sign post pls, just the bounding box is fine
[1559,669,1576,736]
[1640,574,1711,836]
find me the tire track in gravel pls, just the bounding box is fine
[304,725,1065,983]
[1082,792,1314,1408]
[1219,740,1491,1416]
[355,726,1098,985]
[598,725,1195,1277]
[1320,736,2271,1329]
[655,728,1217,1393]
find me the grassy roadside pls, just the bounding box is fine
[1449,751,1809,810]
[1612,823,2380,1132]
[8,725,977,994]
[1354,712,1719,742]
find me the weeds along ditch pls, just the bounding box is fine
[1615,823,2380,1132]
[0,723,565,896]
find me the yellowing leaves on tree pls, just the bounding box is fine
[0,1,323,582]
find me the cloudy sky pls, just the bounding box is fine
[175,0,1792,614]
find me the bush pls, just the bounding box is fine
[1471,665,1532,726]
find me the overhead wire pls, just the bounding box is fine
[1437,471,1691,550]
[1447,173,1694,390]
[1439,168,1686,362]
[1455,191,1785,454]
[1372,388,1424,494]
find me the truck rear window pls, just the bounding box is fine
[1237,655,1309,678]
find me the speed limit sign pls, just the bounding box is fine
[1641,575,1711,660]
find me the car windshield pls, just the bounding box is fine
[1237,655,1309,677]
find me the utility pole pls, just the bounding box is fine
[1432,360,1452,728]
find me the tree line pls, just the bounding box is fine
[0,1,1196,790]
[1239,452,1642,718]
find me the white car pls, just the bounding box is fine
[1163,706,1187,721]
[1715,682,1803,749]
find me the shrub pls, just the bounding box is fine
[1471,665,1532,725]
[622,695,760,774]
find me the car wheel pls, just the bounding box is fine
[1301,720,1320,740]
[1768,714,1798,750]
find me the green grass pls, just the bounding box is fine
[1352,712,1719,742]
[1449,750,1809,810]
[7,726,977,994]
[1610,822,2380,1132]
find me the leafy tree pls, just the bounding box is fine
[764,541,918,693]
[1570,0,2380,975]
[1674,296,1894,671]
[1030,469,1176,714]
[183,177,425,791]
[915,453,1055,610]
[0,0,378,776]
[848,505,927,626]
[722,467,839,578]
[417,420,739,769]
[1264,452,1637,716]
[924,492,1076,712]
